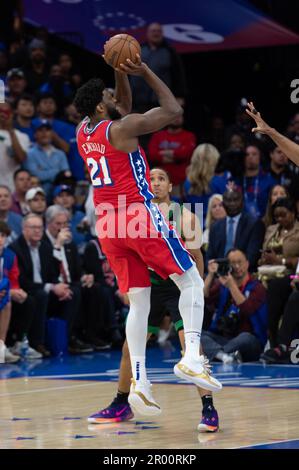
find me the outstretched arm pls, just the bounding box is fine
[246,101,299,167]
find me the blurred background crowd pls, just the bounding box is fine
[0,0,299,366]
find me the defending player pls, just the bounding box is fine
[74,55,222,416]
[88,168,219,432]
[246,101,299,166]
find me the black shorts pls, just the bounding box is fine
[148,281,183,334]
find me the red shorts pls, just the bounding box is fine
[97,203,193,293]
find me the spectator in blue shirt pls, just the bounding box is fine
[235,144,273,218]
[53,184,90,253]
[40,64,73,111]
[0,185,22,244]
[14,94,35,142]
[24,119,70,198]
[32,93,70,154]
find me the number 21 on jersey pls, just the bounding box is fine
[87,157,113,187]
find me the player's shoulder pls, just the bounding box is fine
[76,117,89,137]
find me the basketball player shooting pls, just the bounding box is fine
[247,101,299,166]
[74,38,222,417]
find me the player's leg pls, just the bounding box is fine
[177,329,219,432]
[163,286,220,432]
[168,266,221,391]
[126,286,161,415]
[134,203,222,391]
[88,282,168,422]
[88,335,145,423]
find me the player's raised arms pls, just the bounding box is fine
[246,101,299,167]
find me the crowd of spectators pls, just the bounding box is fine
[0,17,299,366]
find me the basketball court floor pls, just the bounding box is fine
[1,342,299,449]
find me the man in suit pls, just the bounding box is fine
[207,190,265,271]
[44,205,93,354]
[10,213,69,357]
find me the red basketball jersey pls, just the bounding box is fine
[76,118,153,210]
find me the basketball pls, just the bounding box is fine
[103,34,141,69]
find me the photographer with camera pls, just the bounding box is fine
[202,249,267,363]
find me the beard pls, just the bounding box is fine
[168,123,182,130]
[107,104,122,121]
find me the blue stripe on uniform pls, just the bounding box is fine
[128,150,193,272]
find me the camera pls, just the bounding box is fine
[217,310,240,336]
[214,258,231,277]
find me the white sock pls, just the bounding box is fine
[170,265,204,360]
[131,356,148,382]
[126,287,151,382]
[0,340,5,364]
[216,351,233,364]
[184,331,201,360]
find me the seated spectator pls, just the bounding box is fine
[260,280,299,364]
[0,221,20,363]
[202,194,226,251]
[202,249,267,363]
[44,205,93,354]
[207,189,265,271]
[9,214,55,359]
[10,213,78,357]
[53,184,89,253]
[0,185,22,243]
[227,133,245,152]
[64,102,86,181]
[25,187,47,218]
[148,111,196,197]
[58,52,82,89]
[5,68,27,106]
[23,39,50,93]
[14,93,35,142]
[269,143,299,202]
[226,104,253,143]
[183,143,220,220]
[40,64,73,111]
[212,149,245,192]
[258,198,299,348]
[263,184,288,228]
[235,144,273,218]
[32,93,70,154]
[206,115,226,152]
[0,101,30,191]
[24,119,70,198]
[11,169,31,216]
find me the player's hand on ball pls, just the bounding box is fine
[117,54,147,76]
[246,101,272,135]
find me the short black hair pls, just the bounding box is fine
[15,93,34,109]
[227,248,248,260]
[36,92,57,106]
[150,167,171,182]
[13,168,31,181]
[73,78,105,117]
[272,197,296,214]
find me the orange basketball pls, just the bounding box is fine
[103,34,141,69]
